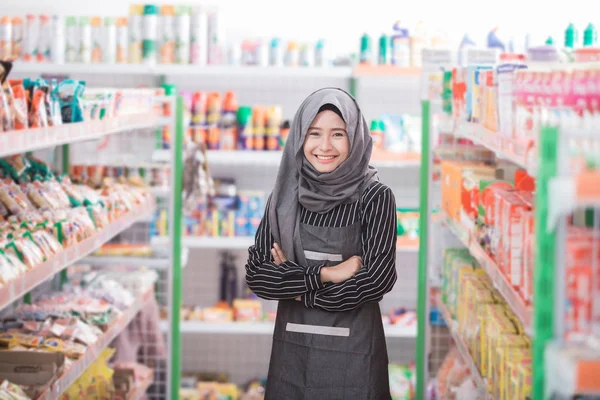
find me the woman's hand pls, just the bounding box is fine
[320,256,363,284]
[271,243,287,265]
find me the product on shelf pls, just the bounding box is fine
[0,154,152,294]
[0,268,156,399]
[440,247,532,399]
[0,6,350,68]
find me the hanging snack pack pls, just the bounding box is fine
[56,79,86,123]
[0,61,12,131]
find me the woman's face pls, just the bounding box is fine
[303,110,350,173]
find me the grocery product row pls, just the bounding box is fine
[0,267,158,399]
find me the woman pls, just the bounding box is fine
[245,87,397,400]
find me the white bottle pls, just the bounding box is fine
[190,6,207,66]
[65,16,78,63]
[50,15,64,64]
[175,5,191,64]
[104,17,116,64]
[79,17,92,63]
[116,17,128,63]
[206,7,220,65]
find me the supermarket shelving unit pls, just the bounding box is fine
[0,90,166,399]
[416,55,600,399]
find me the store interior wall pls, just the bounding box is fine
[2,0,594,55]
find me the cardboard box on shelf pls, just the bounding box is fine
[0,351,65,396]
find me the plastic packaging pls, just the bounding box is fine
[57,79,86,123]
[175,6,191,64]
[9,81,28,130]
[191,91,208,144]
[190,6,207,66]
[128,4,143,63]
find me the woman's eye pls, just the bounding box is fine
[333,132,345,137]
[309,131,320,136]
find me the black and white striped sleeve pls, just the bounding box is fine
[303,183,398,312]
[245,198,326,301]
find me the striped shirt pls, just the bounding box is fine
[245,181,397,312]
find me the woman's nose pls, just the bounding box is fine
[319,136,333,150]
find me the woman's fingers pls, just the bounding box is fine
[271,248,281,264]
[274,243,287,263]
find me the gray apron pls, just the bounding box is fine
[265,207,391,400]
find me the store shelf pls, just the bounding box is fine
[0,199,155,311]
[435,294,491,399]
[12,62,352,78]
[159,320,416,338]
[151,235,418,252]
[453,121,536,176]
[37,288,155,400]
[81,247,189,269]
[0,113,158,158]
[353,65,422,77]
[152,149,420,169]
[443,213,532,334]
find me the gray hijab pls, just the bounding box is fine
[268,87,379,264]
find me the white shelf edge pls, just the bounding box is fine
[0,113,157,158]
[0,199,155,311]
[159,320,416,338]
[11,62,353,79]
[81,248,189,269]
[39,288,155,400]
[152,150,420,169]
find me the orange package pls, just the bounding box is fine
[9,81,28,130]
[497,190,530,280]
[521,210,534,304]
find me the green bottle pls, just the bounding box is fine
[378,34,388,65]
[584,23,597,47]
[360,33,372,64]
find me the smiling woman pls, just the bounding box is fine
[303,103,350,174]
[245,87,397,400]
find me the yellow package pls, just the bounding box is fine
[0,333,18,349]
[486,310,518,380]
[494,336,529,398]
[462,280,496,359]
[448,257,483,317]
[470,283,499,366]
[216,383,239,400]
[180,388,199,400]
[517,359,532,400]
[480,304,507,377]
[503,348,530,400]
